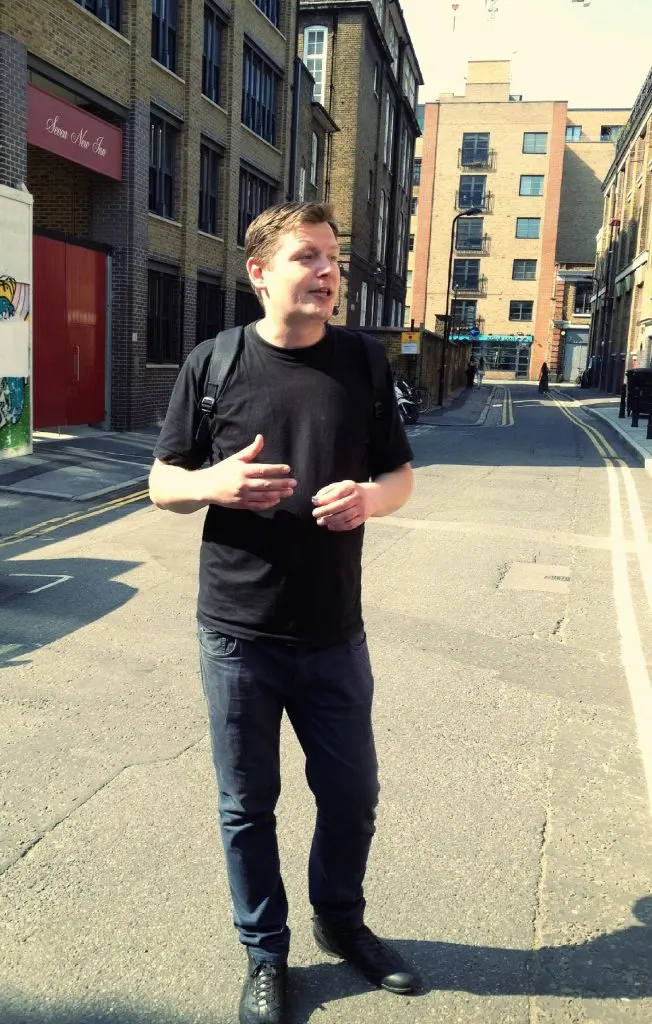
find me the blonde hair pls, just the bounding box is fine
[245,202,339,266]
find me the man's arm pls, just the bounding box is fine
[311,463,413,532]
[149,434,297,515]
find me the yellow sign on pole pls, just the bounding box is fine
[400,331,420,355]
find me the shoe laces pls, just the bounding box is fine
[251,962,281,1007]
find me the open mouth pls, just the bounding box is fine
[310,288,333,299]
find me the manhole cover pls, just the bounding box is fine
[500,564,571,593]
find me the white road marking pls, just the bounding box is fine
[8,573,73,594]
[619,461,652,619]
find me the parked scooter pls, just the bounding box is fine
[394,379,419,424]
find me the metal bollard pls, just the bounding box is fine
[619,384,626,418]
[647,412,652,441]
[632,389,639,428]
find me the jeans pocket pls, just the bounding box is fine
[198,627,240,658]
[348,629,367,651]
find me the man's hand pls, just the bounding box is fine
[311,480,376,532]
[199,434,296,511]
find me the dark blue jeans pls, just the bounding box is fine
[198,626,380,965]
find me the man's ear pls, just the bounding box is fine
[246,256,266,300]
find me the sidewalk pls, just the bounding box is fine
[0,426,158,502]
[554,386,652,477]
[420,383,494,426]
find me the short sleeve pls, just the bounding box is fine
[369,362,414,478]
[152,341,213,469]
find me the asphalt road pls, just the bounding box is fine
[1,384,652,1024]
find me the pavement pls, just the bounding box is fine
[1,382,652,1023]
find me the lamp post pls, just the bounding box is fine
[438,206,483,406]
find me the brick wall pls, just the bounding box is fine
[0,32,27,188]
[27,145,93,237]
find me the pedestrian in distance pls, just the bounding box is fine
[149,201,417,1024]
[466,356,477,388]
[539,361,550,394]
[476,356,485,387]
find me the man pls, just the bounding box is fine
[149,202,416,1024]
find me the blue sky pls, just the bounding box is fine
[400,0,651,110]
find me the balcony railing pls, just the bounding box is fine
[456,191,494,214]
[452,275,488,298]
[458,148,497,171]
[451,316,485,338]
[455,233,491,256]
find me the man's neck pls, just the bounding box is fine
[255,315,327,350]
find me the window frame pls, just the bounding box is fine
[310,132,319,185]
[509,299,534,321]
[519,174,545,197]
[242,41,280,146]
[522,132,548,154]
[238,165,276,247]
[512,258,537,281]
[74,0,121,31]
[251,0,280,30]
[461,131,490,165]
[147,265,182,365]
[198,140,222,235]
[565,125,582,142]
[360,280,368,327]
[196,277,224,346]
[573,281,592,315]
[451,298,477,328]
[413,158,422,186]
[151,0,178,73]
[377,190,387,262]
[452,258,481,289]
[149,112,176,219]
[202,3,224,106]
[456,217,484,250]
[515,217,541,239]
[458,174,487,208]
[303,25,328,106]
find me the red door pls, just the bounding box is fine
[33,236,106,429]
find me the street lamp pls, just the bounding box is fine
[438,206,484,406]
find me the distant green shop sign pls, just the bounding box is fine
[450,333,534,344]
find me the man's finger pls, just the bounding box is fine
[245,476,297,492]
[312,495,358,518]
[233,434,264,462]
[312,480,355,504]
[245,463,293,479]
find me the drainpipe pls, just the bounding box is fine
[288,0,302,200]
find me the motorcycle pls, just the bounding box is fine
[394,379,419,425]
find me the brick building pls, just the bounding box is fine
[0,0,335,430]
[298,0,422,329]
[588,67,652,393]
[405,60,628,382]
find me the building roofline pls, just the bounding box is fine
[311,101,340,133]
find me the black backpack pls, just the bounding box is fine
[195,326,390,460]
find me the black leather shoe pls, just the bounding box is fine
[312,917,418,994]
[239,952,288,1024]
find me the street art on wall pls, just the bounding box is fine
[0,275,31,454]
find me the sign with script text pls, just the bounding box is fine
[27,84,122,181]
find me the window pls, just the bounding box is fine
[406,270,413,288]
[416,104,425,131]
[566,125,581,142]
[601,125,623,143]
[459,174,486,208]
[148,267,181,363]
[456,217,483,250]
[376,290,383,326]
[310,132,319,185]
[509,300,534,321]
[461,132,490,165]
[411,196,418,216]
[516,217,541,239]
[377,190,387,261]
[242,43,279,145]
[202,4,224,105]
[512,259,537,281]
[149,114,176,218]
[520,175,544,196]
[574,282,592,315]
[303,26,327,105]
[451,299,477,328]
[383,94,395,168]
[408,234,415,252]
[74,0,120,31]
[413,158,421,185]
[298,159,306,201]
[252,0,280,29]
[238,166,275,246]
[235,286,262,326]
[404,305,410,325]
[152,0,178,72]
[198,142,221,235]
[196,278,224,345]
[523,132,547,154]
[402,61,417,110]
[360,281,368,327]
[399,128,408,191]
[452,259,480,289]
[373,64,379,97]
[386,18,399,69]
[372,0,383,23]
[395,212,405,274]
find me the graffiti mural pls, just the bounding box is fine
[0,275,31,453]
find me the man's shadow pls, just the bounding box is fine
[290,896,652,1018]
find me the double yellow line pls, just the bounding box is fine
[549,391,617,459]
[501,387,515,427]
[0,488,149,549]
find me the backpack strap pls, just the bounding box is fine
[195,326,244,457]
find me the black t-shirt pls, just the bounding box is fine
[153,323,413,646]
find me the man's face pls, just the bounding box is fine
[251,221,341,323]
